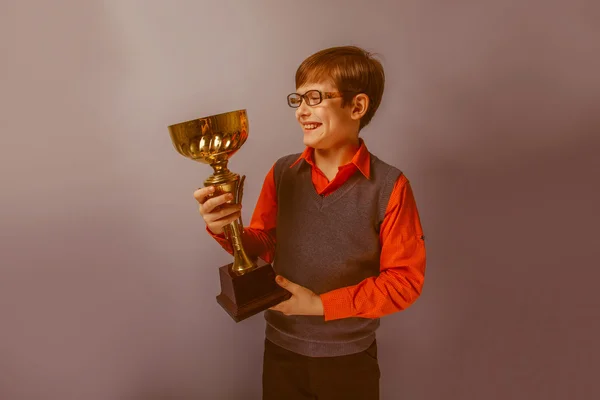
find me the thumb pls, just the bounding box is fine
[275,275,299,294]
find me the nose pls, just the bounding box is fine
[296,99,311,119]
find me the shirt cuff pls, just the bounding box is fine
[205,226,232,252]
[320,288,356,321]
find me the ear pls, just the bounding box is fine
[350,93,369,121]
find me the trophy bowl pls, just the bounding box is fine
[168,108,248,166]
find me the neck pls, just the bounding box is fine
[313,137,361,173]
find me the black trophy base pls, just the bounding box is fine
[216,259,291,322]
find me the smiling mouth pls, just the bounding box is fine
[303,123,322,130]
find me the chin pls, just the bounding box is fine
[303,136,321,148]
[302,130,324,148]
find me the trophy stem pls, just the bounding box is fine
[206,159,237,184]
[227,220,258,275]
[204,165,257,276]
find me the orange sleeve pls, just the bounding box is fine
[319,174,426,320]
[207,165,278,263]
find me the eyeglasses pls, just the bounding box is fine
[287,90,346,108]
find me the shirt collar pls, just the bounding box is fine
[289,138,371,179]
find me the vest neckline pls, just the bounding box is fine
[297,161,363,211]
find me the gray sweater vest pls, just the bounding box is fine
[264,152,402,357]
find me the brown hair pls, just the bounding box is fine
[295,45,385,130]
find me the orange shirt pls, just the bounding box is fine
[208,140,426,321]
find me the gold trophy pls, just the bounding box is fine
[168,109,290,322]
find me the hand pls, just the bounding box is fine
[269,275,324,316]
[193,186,242,235]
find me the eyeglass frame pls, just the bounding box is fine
[286,89,359,108]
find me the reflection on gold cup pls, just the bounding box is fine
[168,109,290,322]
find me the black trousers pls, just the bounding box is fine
[262,338,380,400]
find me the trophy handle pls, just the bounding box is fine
[216,175,245,242]
[236,175,246,232]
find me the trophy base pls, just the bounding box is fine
[216,259,291,322]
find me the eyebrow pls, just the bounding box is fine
[296,88,325,93]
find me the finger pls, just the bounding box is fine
[193,186,215,204]
[207,211,241,230]
[202,192,235,213]
[269,299,290,313]
[275,275,300,295]
[203,204,241,223]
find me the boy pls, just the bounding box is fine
[194,46,426,400]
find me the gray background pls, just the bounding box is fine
[1,0,599,399]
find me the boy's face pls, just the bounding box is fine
[294,81,361,150]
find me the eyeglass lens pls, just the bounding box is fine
[288,90,322,107]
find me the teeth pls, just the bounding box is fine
[303,123,320,129]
